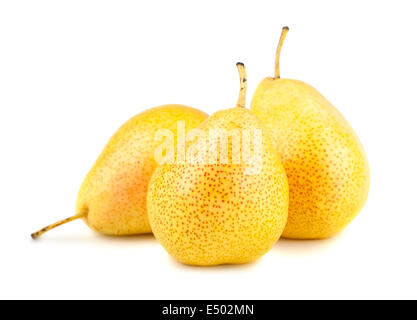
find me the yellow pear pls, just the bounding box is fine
[31,105,208,239]
[147,63,289,266]
[251,27,370,239]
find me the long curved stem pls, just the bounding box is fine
[274,26,289,79]
[31,212,86,239]
[236,62,247,108]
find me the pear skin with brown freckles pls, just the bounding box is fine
[147,64,289,266]
[31,105,208,238]
[251,27,370,239]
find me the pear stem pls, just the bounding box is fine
[236,62,247,108]
[31,212,86,239]
[274,26,289,79]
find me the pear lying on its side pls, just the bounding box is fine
[148,64,289,266]
[251,27,370,239]
[31,105,208,238]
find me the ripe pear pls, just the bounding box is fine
[147,63,289,266]
[31,105,208,239]
[251,27,370,239]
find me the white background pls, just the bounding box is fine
[1,0,416,299]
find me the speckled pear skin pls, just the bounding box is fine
[147,107,289,266]
[251,78,370,239]
[76,105,208,235]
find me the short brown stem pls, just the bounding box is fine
[236,62,247,108]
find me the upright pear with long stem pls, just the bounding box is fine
[147,63,289,266]
[251,27,370,239]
